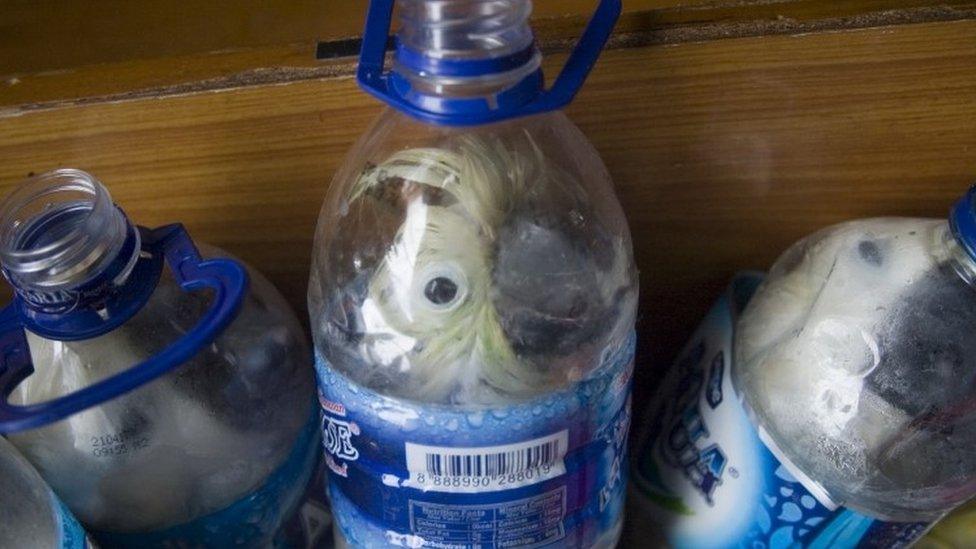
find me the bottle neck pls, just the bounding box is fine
[943,226,976,287]
[393,0,542,100]
[0,169,139,313]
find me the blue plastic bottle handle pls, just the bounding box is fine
[0,224,249,434]
[358,0,622,126]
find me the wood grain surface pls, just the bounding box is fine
[4,1,975,111]
[8,0,913,75]
[0,0,710,76]
[1,19,974,397]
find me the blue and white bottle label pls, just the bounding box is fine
[632,276,930,549]
[53,496,91,548]
[315,333,635,548]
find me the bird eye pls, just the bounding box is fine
[424,277,458,305]
[858,239,883,266]
[416,263,467,311]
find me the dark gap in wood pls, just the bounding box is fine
[314,36,395,60]
[315,38,365,60]
[600,5,976,50]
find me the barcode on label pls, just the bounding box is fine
[424,438,560,478]
[404,431,568,493]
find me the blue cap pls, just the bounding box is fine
[357,0,621,126]
[950,186,976,262]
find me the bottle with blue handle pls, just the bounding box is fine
[308,1,638,547]
[0,169,319,547]
[0,435,91,548]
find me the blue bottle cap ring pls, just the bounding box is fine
[357,0,622,126]
[950,185,976,263]
[8,222,163,341]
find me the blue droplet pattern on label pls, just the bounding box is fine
[632,278,932,549]
[53,496,89,548]
[316,333,635,548]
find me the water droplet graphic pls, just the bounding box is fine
[778,502,802,523]
[800,495,816,510]
[492,409,509,419]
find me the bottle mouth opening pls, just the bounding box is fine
[0,169,129,289]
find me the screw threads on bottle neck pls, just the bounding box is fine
[394,0,541,99]
[0,169,136,297]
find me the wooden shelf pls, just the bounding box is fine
[3,1,975,110]
[2,2,975,541]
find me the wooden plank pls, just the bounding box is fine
[0,20,974,388]
[3,1,975,111]
[0,0,716,76]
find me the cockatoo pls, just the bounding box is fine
[331,132,633,404]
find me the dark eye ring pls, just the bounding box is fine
[424,276,458,305]
[417,263,467,310]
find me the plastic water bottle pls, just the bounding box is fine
[308,1,638,546]
[632,188,976,547]
[0,169,318,547]
[0,435,91,548]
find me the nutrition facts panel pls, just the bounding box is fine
[408,486,566,548]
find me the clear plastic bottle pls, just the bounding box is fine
[736,209,976,522]
[0,169,318,547]
[631,188,976,548]
[308,1,638,547]
[0,435,90,548]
